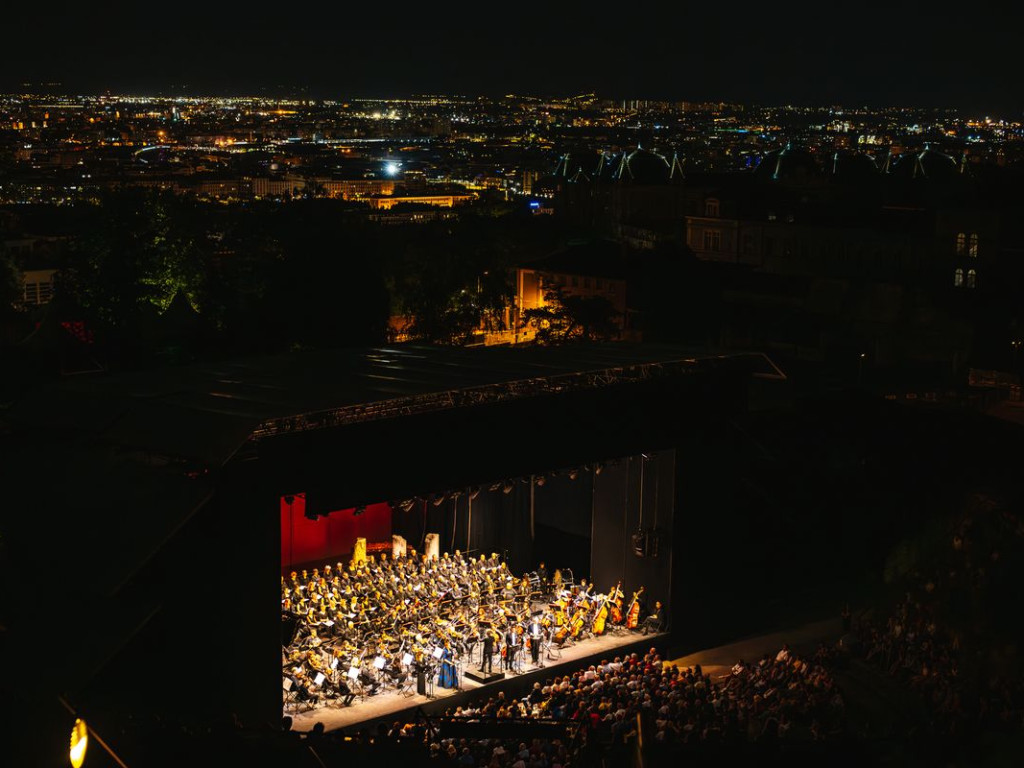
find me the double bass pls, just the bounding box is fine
[625,587,644,630]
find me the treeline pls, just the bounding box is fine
[5,190,565,368]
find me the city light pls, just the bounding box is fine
[385,162,400,177]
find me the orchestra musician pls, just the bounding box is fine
[335,675,356,706]
[641,600,665,635]
[528,616,542,666]
[283,547,656,713]
[503,624,520,671]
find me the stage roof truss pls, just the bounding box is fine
[250,357,701,439]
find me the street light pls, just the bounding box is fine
[69,719,88,768]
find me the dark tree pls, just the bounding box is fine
[58,190,212,332]
[0,246,21,316]
[521,283,621,344]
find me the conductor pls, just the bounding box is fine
[480,628,495,673]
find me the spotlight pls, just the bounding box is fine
[468,487,481,500]
[432,494,446,507]
[568,469,579,481]
[489,482,503,492]
[502,481,514,494]
[399,499,415,512]
[535,475,546,487]
[594,463,604,476]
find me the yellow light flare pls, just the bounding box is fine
[69,718,88,768]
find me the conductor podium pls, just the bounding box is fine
[464,669,505,685]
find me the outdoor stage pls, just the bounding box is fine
[288,629,668,733]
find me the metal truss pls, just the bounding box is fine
[249,352,784,441]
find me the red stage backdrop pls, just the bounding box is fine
[280,494,392,569]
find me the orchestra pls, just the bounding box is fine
[281,548,660,714]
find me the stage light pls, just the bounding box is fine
[69,718,88,768]
[489,482,503,492]
[594,463,604,475]
[535,475,546,487]
[399,499,415,512]
[468,487,480,500]
[353,505,366,517]
[432,494,446,507]
[568,469,579,481]
[502,481,514,494]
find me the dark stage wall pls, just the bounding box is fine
[590,452,675,624]
[383,452,673,605]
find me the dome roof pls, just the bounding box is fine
[889,147,961,180]
[612,146,672,184]
[594,151,620,182]
[829,150,879,180]
[755,144,820,181]
[553,150,598,181]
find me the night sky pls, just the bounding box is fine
[4,7,1020,112]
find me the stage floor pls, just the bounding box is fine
[288,628,665,733]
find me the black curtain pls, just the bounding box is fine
[590,452,674,622]
[533,472,593,581]
[391,484,534,576]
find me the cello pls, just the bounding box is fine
[625,587,644,630]
[609,583,624,624]
[592,582,619,636]
[568,607,587,640]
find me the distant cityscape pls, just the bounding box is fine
[2,90,1024,402]
[1,91,1021,207]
